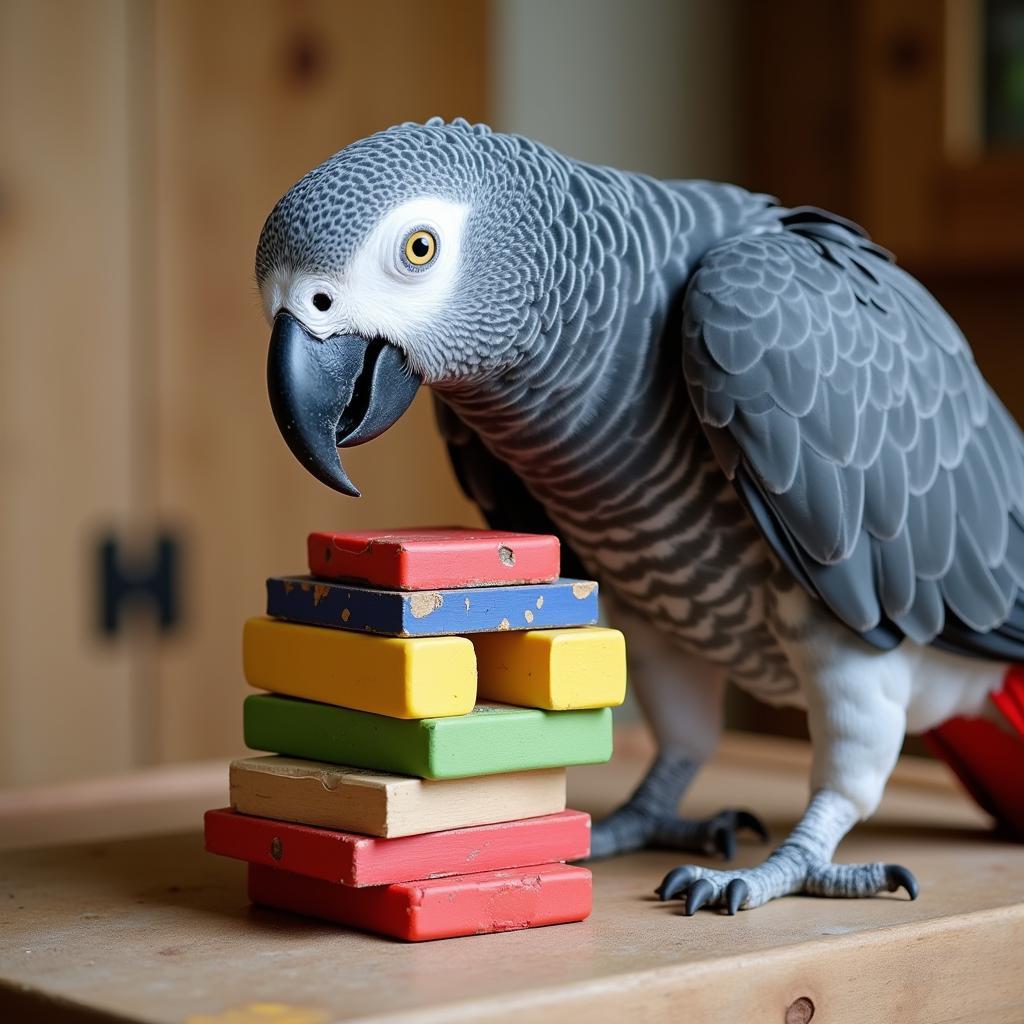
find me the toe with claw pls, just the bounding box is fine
[884,864,920,900]
[655,849,919,914]
[693,809,769,860]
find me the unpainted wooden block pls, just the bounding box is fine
[248,861,593,941]
[205,807,590,886]
[265,575,599,637]
[228,755,567,838]
[307,528,560,590]
[472,626,627,710]
[243,695,614,779]
[242,617,476,719]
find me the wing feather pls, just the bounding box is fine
[683,208,1024,657]
[875,529,916,620]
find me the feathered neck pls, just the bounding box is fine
[436,172,779,497]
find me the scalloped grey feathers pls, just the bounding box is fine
[683,207,1024,648]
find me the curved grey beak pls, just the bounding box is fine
[267,312,421,496]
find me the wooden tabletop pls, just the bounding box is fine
[1,730,1023,1024]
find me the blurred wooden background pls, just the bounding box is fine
[0,0,484,785]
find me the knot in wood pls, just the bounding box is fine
[784,997,815,1024]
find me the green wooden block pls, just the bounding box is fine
[243,694,613,780]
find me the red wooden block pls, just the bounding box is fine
[248,862,592,942]
[307,528,560,590]
[205,808,591,887]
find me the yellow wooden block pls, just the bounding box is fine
[471,627,626,710]
[243,617,476,719]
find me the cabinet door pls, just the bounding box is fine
[0,0,139,784]
[151,1,487,762]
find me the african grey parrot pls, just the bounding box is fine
[255,117,1024,914]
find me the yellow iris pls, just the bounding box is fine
[404,229,437,266]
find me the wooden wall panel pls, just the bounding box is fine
[152,1,487,762]
[0,0,138,784]
[740,0,859,214]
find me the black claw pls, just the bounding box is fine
[656,866,698,902]
[725,878,748,915]
[736,810,770,842]
[684,878,715,916]
[884,864,919,900]
[713,825,737,861]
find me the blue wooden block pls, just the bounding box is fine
[265,576,599,637]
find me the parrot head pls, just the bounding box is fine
[256,117,567,495]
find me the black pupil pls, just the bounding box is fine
[411,235,431,259]
[312,292,332,311]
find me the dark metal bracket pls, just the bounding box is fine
[98,532,181,636]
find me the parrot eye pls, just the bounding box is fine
[400,227,439,271]
[311,292,333,312]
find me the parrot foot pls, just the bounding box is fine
[589,805,768,860]
[655,844,919,914]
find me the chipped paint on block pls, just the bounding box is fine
[409,591,443,618]
[266,576,599,637]
[248,862,592,941]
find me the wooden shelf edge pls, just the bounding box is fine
[365,901,1024,1024]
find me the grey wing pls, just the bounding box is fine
[682,207,1024,659]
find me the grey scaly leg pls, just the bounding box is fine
[657,593,921,914]
[590,752,766,859]
[589,600,768,861]
[656,788,918,913]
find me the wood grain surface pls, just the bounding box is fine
[1,731,1021,1022]
[0,0,139,786]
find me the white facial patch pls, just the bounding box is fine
[260,266,338,334]
[261,197,469,378]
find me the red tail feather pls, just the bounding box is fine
[926,665,1024,839]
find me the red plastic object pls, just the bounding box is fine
[248,862,592,941]
[926,665,1024,839]
[307,528,560,590]
[205,808,591,886]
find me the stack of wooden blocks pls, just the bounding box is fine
[205,528,625,941]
